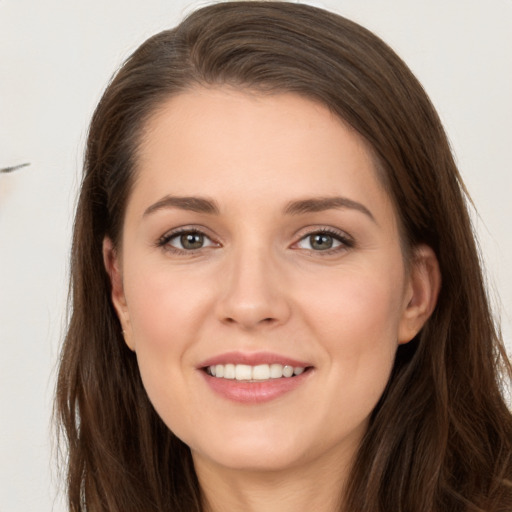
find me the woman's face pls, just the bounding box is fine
[105,88,436,476]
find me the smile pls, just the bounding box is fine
[206,363,306,380]
[199,353,313,403]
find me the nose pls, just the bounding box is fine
[214,245,292,330]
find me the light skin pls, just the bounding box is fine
[104,88,440,512]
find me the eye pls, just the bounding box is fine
[294,229,353,252]
[157,229,217,252]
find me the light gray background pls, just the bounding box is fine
[1,1,510,510]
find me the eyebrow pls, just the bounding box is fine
[143,194,375,223]
[284,196,376,222]
[143,195,220,216]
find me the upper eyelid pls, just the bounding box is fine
[159,225,217,239]
[292,225,353,241]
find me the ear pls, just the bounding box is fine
[398,244,441,344]
[102,237,135,351]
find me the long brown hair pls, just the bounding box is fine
[56,2,512,510]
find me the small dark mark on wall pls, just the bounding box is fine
[0,163,30,173]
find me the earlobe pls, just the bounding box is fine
[398,244,441,344]
[102,237,135,351]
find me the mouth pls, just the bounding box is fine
[198,353,313,403]
[198,352,313,402]
[203,363,309,381]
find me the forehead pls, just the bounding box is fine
[129,87,393,220]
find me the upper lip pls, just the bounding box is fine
[198,351,312,369]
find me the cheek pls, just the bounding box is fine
[121,260,216,415]
[124,259,214,348]
[304,262,404,343]
[299,262,405,395]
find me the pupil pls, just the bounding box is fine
[311,234,333,250]
[181,233,204,249]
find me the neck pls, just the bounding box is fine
[194,448,354,512]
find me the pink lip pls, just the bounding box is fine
[198,351,311,368]
[197,351,313,404]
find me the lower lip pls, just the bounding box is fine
[200,370,311,404]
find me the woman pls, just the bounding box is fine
[56,2,512,511]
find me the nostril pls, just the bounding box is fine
[223,316,275,324]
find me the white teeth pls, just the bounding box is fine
[206,363,306,380]
[282,365,294,377]
[235,364,252,381]
[269,363,283,378]
[224,364,236,379]
[252,364,270,380]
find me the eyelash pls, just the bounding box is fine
[156,227,354,255]
[294,228,354,255]
[156,227,217,254]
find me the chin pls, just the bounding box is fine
[196,446,305,473]
[187,424,312,473]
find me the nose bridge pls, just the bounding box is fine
[216,236,290,328]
